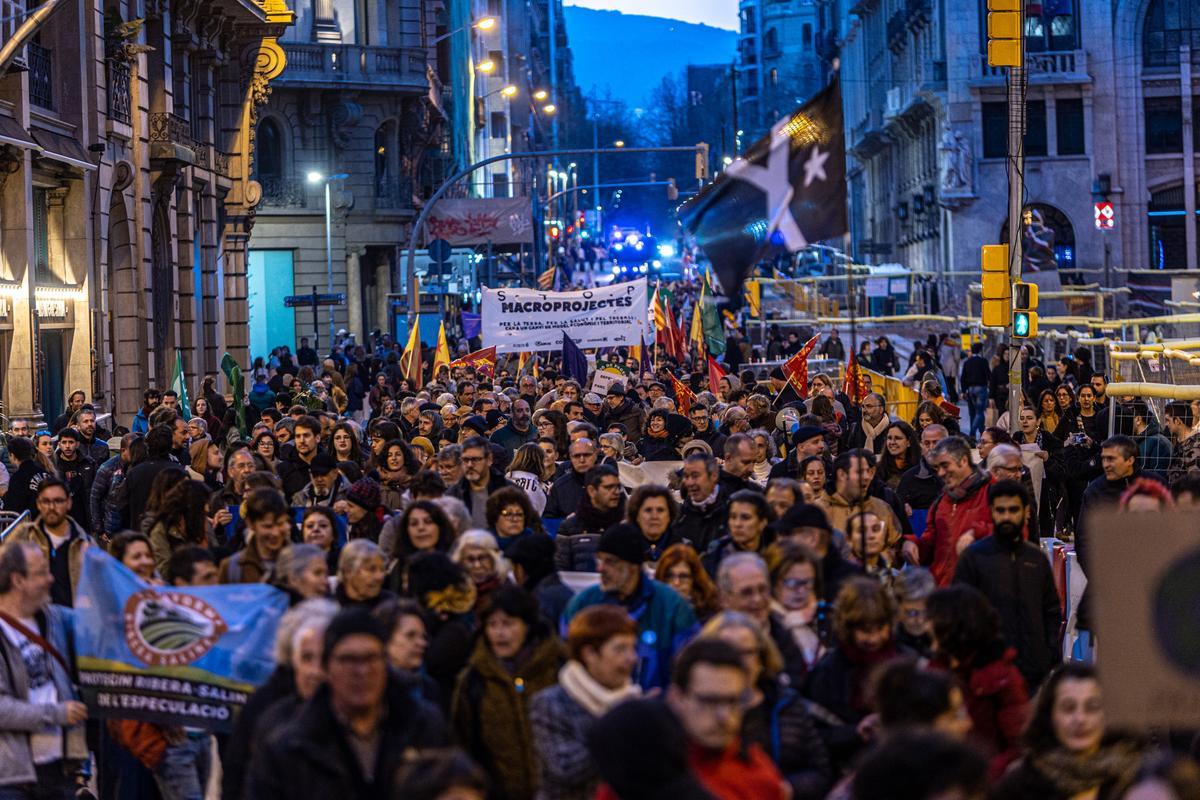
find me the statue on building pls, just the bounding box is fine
[939,127,973,194]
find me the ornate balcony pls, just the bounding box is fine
[976,49,1090,83]
[258,176,307,209]
[276,43,428,92]
[374,177,414,211]
[149,112,210,169]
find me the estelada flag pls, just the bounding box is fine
[449,346,497,380]
[781,334,820,397]
[668,372,696,415]
[707,357,727,396]
[537,265,557,291]
[680,77,847,300]
[842,351,871,405]
[432,322,451,381]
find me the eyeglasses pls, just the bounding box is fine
[462,455,486,464]
[499,510,524,518]
[779,578,813,591]
[688,691,751,712]
[37,497,69,506]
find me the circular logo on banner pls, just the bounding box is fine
[1152,548,1200,676]
[123,589,228,667]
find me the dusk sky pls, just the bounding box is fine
[564,0,738,31]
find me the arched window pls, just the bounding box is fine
[1000,204,1076,273]
[1148,185,1187,270]
[256,119,283,181]
[1144,0,1200,68]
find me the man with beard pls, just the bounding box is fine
[73,406,110,465]
[51,390,86,435]
[599,383,645,439]
[131,388,162,434]
[490,399,535,450]
[555,464,625,572]
[954,480,1061,689]
[276,415,323,499]
[54,429,97,533]
[687,404,726,454]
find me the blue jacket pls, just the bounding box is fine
[562,577,698,691]
[131,408,150,434]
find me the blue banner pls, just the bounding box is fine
[73,548,288,732]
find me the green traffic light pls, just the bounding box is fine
[1014,313,1030,337]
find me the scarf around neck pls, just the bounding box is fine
[1030,742,1141,797]
[861,414,890,444]
[558,660,641,717]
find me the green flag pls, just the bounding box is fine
[220,352,246,438]
[171,351,192,421]
[699,286,726,357]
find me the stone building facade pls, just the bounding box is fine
[246,0,446,357]
[737,0,825,143]
[0,0,292,427]
[840,0,1200,305]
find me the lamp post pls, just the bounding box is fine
[431,16,496,45]
[307,170,349,346]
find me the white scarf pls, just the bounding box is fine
[861,413,890,446]
[558,660,641,717]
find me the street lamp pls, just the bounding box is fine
[483,84,517,99]
[614,140,625,148]
[431,17,497,44]
[542,103,557,114]
[533,89,548,101]
[307,170,350,346]
[477,58,496,74]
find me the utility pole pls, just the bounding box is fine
[1003,2,1026,431]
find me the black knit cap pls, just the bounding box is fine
[770,502,832,534]
[322,607,387,664]
[597,522,646,565]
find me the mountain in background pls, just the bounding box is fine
[563,6,737,108]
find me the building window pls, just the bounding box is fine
[1143,0,1200,68]
[1026,100,1047,157]
[982,102,1007,158]
[374,123,394,198]
[493,173,509,198]
[770,68,778,85]
[256,119,283,181]
[1148,185,1186,269]
[1145,97,1183,153]
[1056,98,1085,155]
[803,23,812,48]
[763,27,779,56]
[490,111,507,138]
[1023,0,1077,51]
[32,188,50,283]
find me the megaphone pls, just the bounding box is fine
[775,407,800,435]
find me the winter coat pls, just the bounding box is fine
[449,470,515,519]
[529,683,606,800]
[672,486,733,555]
[896,459,943,512]
[820,493,901,544]
[554,495,623,573]
[819,548,864,604]
[0,604,88,786]
[422,585,478,710]
[221,665,296,800]
[804,641,906,768]
[543,469,587,520]
[290,474,350,508]
[7,519,93,604]
[3,461,45,517]
[491,422,537,451]
[1075,471,1156,630]
[701,532,775,578]
[741,680,832,800]
[939,645,1029,778]
[89,454,124,537]
[452,634,565,800]
[1134,419,1174,475]
[600,398,646,440]
[954,536,1062,689]
[245,675,449,800]
[275,448,322,501]
[121,457,182,530]
[908,470,994,585]
[219,542,273,584]
[563,577,698,691]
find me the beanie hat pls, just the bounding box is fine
[308,452,338,476]
[463,415,489,435]
[608,381,627,397]
[770,366,787,381]
[322,607,387,664]
[507,532,557,571]
[770,502,832,534]
[344,477,381,511]
[597,523,646,565]
[792,425,825,447]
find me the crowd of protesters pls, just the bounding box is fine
[1,318,1200,800]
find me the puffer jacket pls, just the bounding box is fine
[938,644,1029,778]
[742,680,832,800]
[0,604,88,786]
[452,633,565,800]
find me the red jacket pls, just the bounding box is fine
[594,740,787,800]
[943,648,1030,779]
[908,471,993,585]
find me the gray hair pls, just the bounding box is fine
[598,432,625,453]
[450,529,511,579]
[930,435,972,463]
[893,567,936,604]
[433,496,472,535]
[715,551,769,594]
[277,544,327,587]
[0,541,39,595]
[337,539,384,581]
[986,443,1022,471]
[188,417,208,433]
[652,397,675,411]
[400,398,420,415]
[437,444,463,464]
[272,598,338,665]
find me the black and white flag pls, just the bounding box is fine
[680,76,848,297]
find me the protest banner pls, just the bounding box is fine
[482,279,648,353]
[73,548,287,732]
[1092,510,1200,728]
[591,368,623,396]
[425,197,534,246]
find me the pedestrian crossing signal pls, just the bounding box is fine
[1013,281,1038,338]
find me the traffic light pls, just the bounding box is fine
[987,0,1022,68]
[980,244,1011,328]
[695,142,710,181]
[667,178,678,201]
[549,225,561,239]
[1013,280,1038,338]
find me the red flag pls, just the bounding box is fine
[449,346,498,380]
[781,334,820,398]
[668,372,696,414]
[663,302,685,362]
[842,352,870,405]
[707,357,727,396]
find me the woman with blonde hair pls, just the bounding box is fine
[699,611,832,798]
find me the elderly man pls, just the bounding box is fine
[843,393,890,455]
[986,443,1038,539]
[902,436,993,585]
[562,524,697,690]
[716,552,807,687]
[718,433,761,496]
[673,453,732,554]
[544,438,599,520]
[897,423,948,518]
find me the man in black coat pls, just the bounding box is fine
[543,437,597,519]
[672,452,732,555]
[842,393,890,455]
[245,609,449,800]
[276,415,324,499]
[896,424,948,515]
[954,480,1061,689]
[119,424,183,529]
[688,404,726,455]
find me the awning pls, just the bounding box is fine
[0,115,36,150]
[31,128,96,171]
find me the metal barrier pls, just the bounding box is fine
[0,510,29,542]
